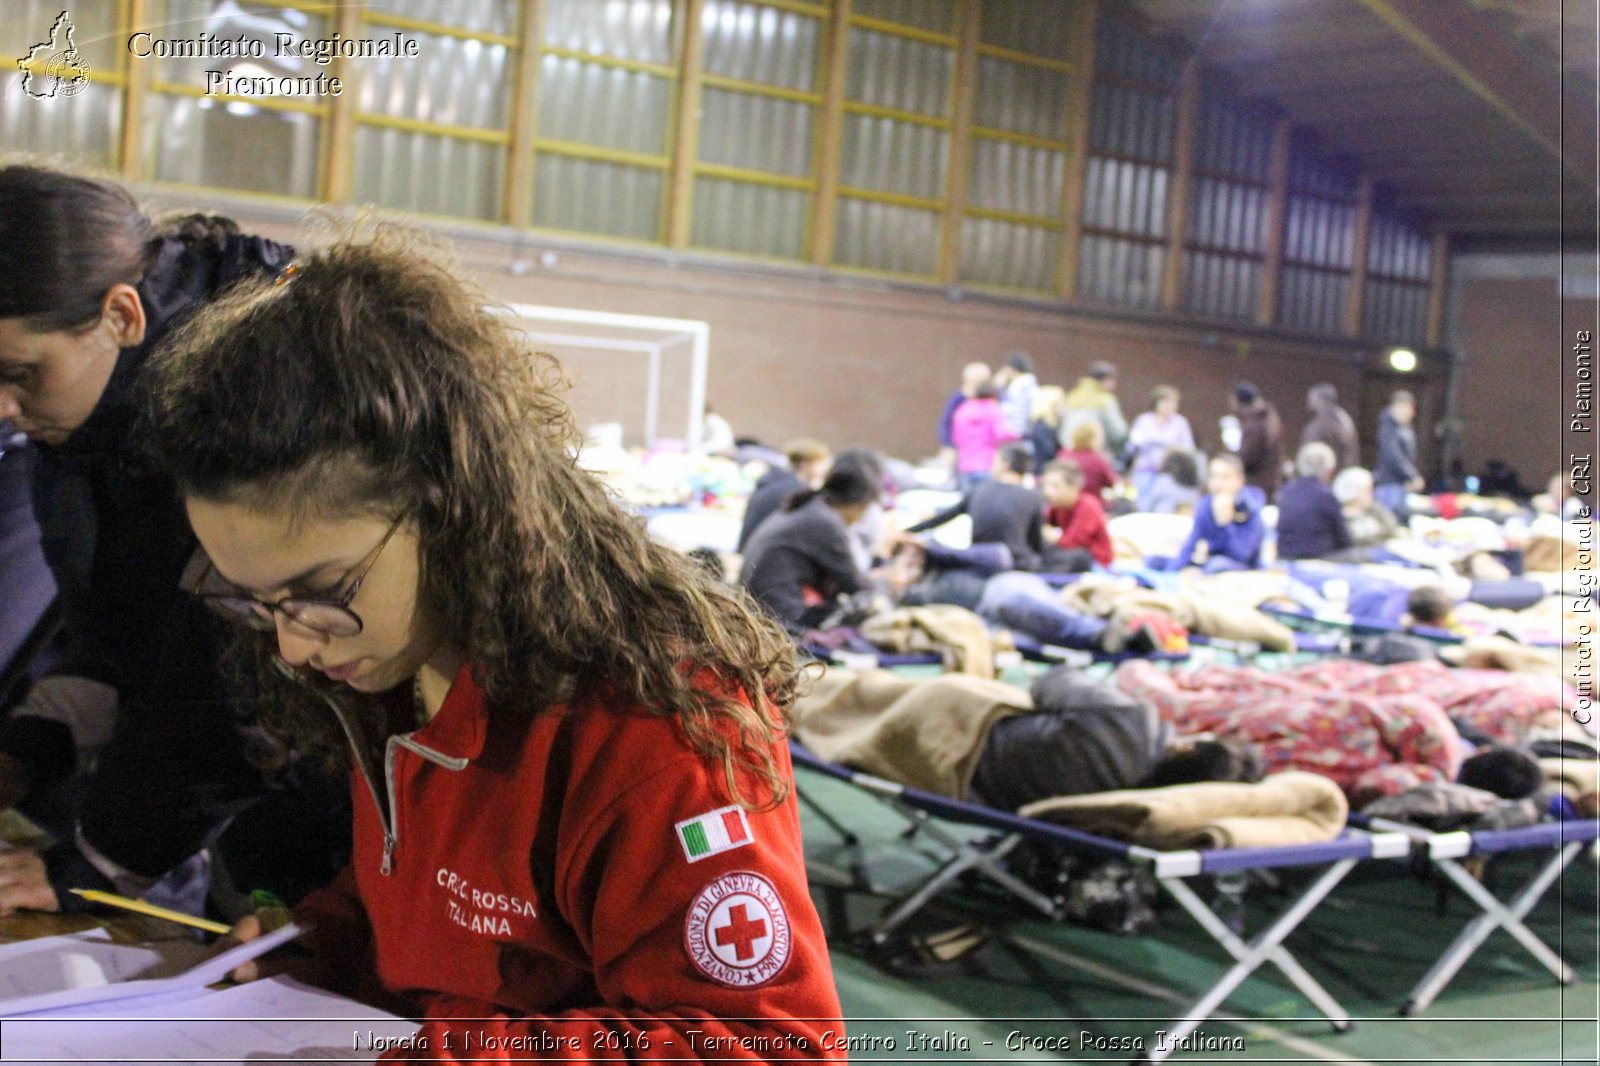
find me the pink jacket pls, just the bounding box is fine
[950,397,1016,474]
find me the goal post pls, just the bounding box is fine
[503,303,710,452]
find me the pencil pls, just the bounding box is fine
[68,888,233,935]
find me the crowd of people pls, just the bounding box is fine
[742,354,1446,619]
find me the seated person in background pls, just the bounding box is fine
[1039,460,1112,573]
[1170,454,1266,572]
[736,437,832,552]
[831,446,892,571]
[1141,448,1202,515]
[1058,419,1119,499]
[907,442,1045,571]
[741,465,892,630]
[1276,442,1353,561]
[1332,466,1401,547]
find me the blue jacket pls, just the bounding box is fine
[1176,486,1267,569]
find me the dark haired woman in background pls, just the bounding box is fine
[0,163,346,917]
[740,465,895,630]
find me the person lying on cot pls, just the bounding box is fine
[147,232,845,1060]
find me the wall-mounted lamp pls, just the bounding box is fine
[1388,348,1417,373]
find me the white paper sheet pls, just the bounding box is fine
[0,975,419,1063]
[0,929,213,998]
[0,922,303,1018]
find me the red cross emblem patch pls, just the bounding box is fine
[684,871,791,988]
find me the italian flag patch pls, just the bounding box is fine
[675,806,753,863]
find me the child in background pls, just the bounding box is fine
[150,234,844,1059]
[950,380,1015,491]
[1170,454,1266,572]
[1058,419,1119,499]
[1141,449,1202,515]
[1039,460,1112,572]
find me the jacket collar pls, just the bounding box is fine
[409,660,489,762]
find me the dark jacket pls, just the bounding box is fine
[1374,409,1420,488]
[970,667,1169,809]
[1025,419,1060,474]
[1236,400,1284,495]
[907,479,1046,572]
[1275,476,1353,560]
[0,233,350,902]
[736,467,803,552]
[740,495,872,627]
[1302,402,1360,470]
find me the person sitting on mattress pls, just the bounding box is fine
[1167,454,1266,572]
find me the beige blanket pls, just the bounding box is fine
[1059,575,1297,651]
[791,668,1029,797]
[861,605,995,677]
[1019,771,1348,850]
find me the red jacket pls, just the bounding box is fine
[1057,448,1118,499]
[1045,493,1113,567]
[295,663,846,1062]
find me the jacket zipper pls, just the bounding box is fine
[314,689,468,877]
[380,734,469,875]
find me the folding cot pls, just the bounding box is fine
[1360,813,1599,1015]
[1261,602,1465,645]
[790,741,1412,1063]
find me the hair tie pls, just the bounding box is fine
[274,261,299,286]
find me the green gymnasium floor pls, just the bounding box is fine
[797,768,1600,1066]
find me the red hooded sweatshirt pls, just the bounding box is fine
[294,662,847,1062]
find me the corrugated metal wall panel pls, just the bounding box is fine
[968,138,1062,218]
[958,217,1056,291]
[359,32,509,129]
[979,0,1074,62]
[533,153,663,240]
[846,28,951,117]
[690,176,807,258]
[698,87,813,176]
[840,114,947,199]
[152,2,329,83]
[973,58,1070,141]
[1,84,120,169]
[542,0,674,66]
[833,198,940,275]
[353,125,503,218]
[702,0,819,91]
[537,56,671,155]
[3,0,121,71]
[1077,235,1163,309]
[375,0,517,36]
[853,0,957,35]
[147,96,320,196]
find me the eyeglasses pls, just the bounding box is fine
[191,514,406,638]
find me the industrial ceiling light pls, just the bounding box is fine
[1388,348,1418,373]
